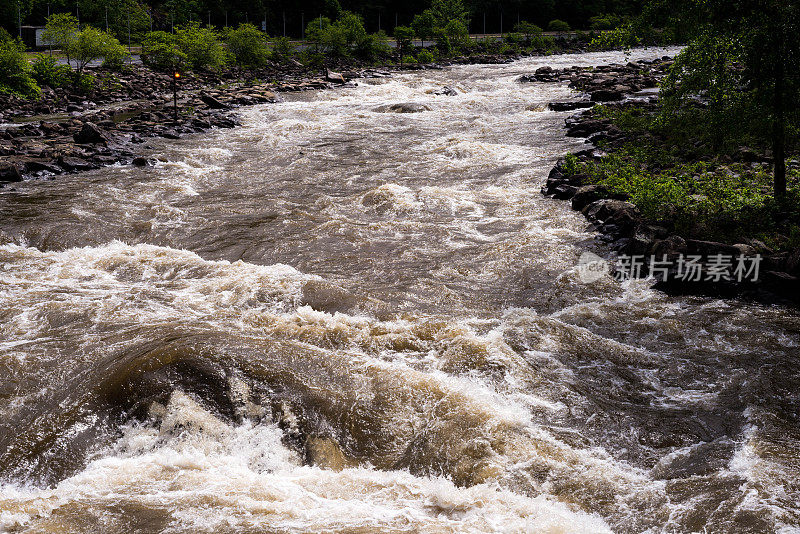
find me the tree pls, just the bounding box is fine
[394,25,413,62]
[644,0,800,201]
[175,21,225,70]
[430,0,469,27]
[141,31,188,72]
[66,26,128,75]
[43,13,79,66]
[411,10,435,48]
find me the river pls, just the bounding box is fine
[1,47,799,533]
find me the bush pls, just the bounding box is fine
[416,48,434,63]
[270,36,295,61]
[31,54,72,88]
[355,31,391,61]
[0,38,40,98]
[547,20,571,32]
[226,23,269,68]
[402,55,417,64]
[175,22,226,71]
[141,31,188,72]
[434,28,452,56]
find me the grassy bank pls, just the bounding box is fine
[563,105,800,252]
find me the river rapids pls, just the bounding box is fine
[1,48,799,533]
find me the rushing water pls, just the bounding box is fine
[1,47,799,533]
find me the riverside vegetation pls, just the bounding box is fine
[539,0,800,302]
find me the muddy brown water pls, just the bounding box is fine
[1,47,799,533]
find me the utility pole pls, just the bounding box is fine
[76,2,80,28]
[282,11,286,37]
[225,11,228,28]
[378,12,381,32]
[394,12,397,30]
[500,12,503,37]
[105,7,108,32]
[483,12,486,39]
[301,13,304,39]
[48,3,53,56]
[17,1,21,39]
[208,11,210,27]
[127,6,131,59]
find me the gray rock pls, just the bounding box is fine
[73,122,109,145]
[0,161,22,183]
[374,103,431,113]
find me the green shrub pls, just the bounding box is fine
[270,36,295,60]
[547,20,571,32]
[74,72,96,94]
[402,55,418,64]
[226,23,269,68]
[0,38,40,98]
[31,54,72,88]
[416,48,434,63]
[434,28,452,56]
[175,22,226,71]
[141,31,188,72]
[355,31,391,60]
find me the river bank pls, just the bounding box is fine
[535,60,800,304]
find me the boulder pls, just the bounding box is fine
[58,156,96,172]
[325,68,346,84]
[374,103,431,113]
[433,86,458,96]
[590,89,623,102]
[199,92,229,109]
[0,161,22,183]
[548,101,594,112]
[73,122,109,145]
[571,184,610,211]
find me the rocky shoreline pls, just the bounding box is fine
[531,59,800,305]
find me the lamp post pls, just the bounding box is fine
[172,70,180,121]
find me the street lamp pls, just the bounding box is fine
[172,70,181,121]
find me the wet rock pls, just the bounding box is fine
[0,161,22,183]
[433,86,458,96]
[324,68,346,84]
[74,122,110,145]
[132,156,156,167]
[57,156,96,172]
[548,101,594,112]
[571,184,610,211]
[301,280,361,314]
[590,89,623,102]
[374,103,431,113]
[199,92,229,110]
[685,239,742,257]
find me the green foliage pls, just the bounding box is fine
[411,10,436,46]
[226,23,269,67]
[61,26,129,74]
[430,0,469,27]
[76,0,150,45]
[141,31,188,72]
[394,25,414,55]
[43,13,79,64]
[547,19,570,32]
[416,48,434,63]
[434,28,451,56]
[31,54,72,88]
[443,19,469,50]
[355,30,390,60]
[589,14,623,31]
[513,21,542,44]
[589,24,641,50]
[270,36,294,61]
[402,55,417,64]
[175,22,225,71]
[0,37,40,98]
